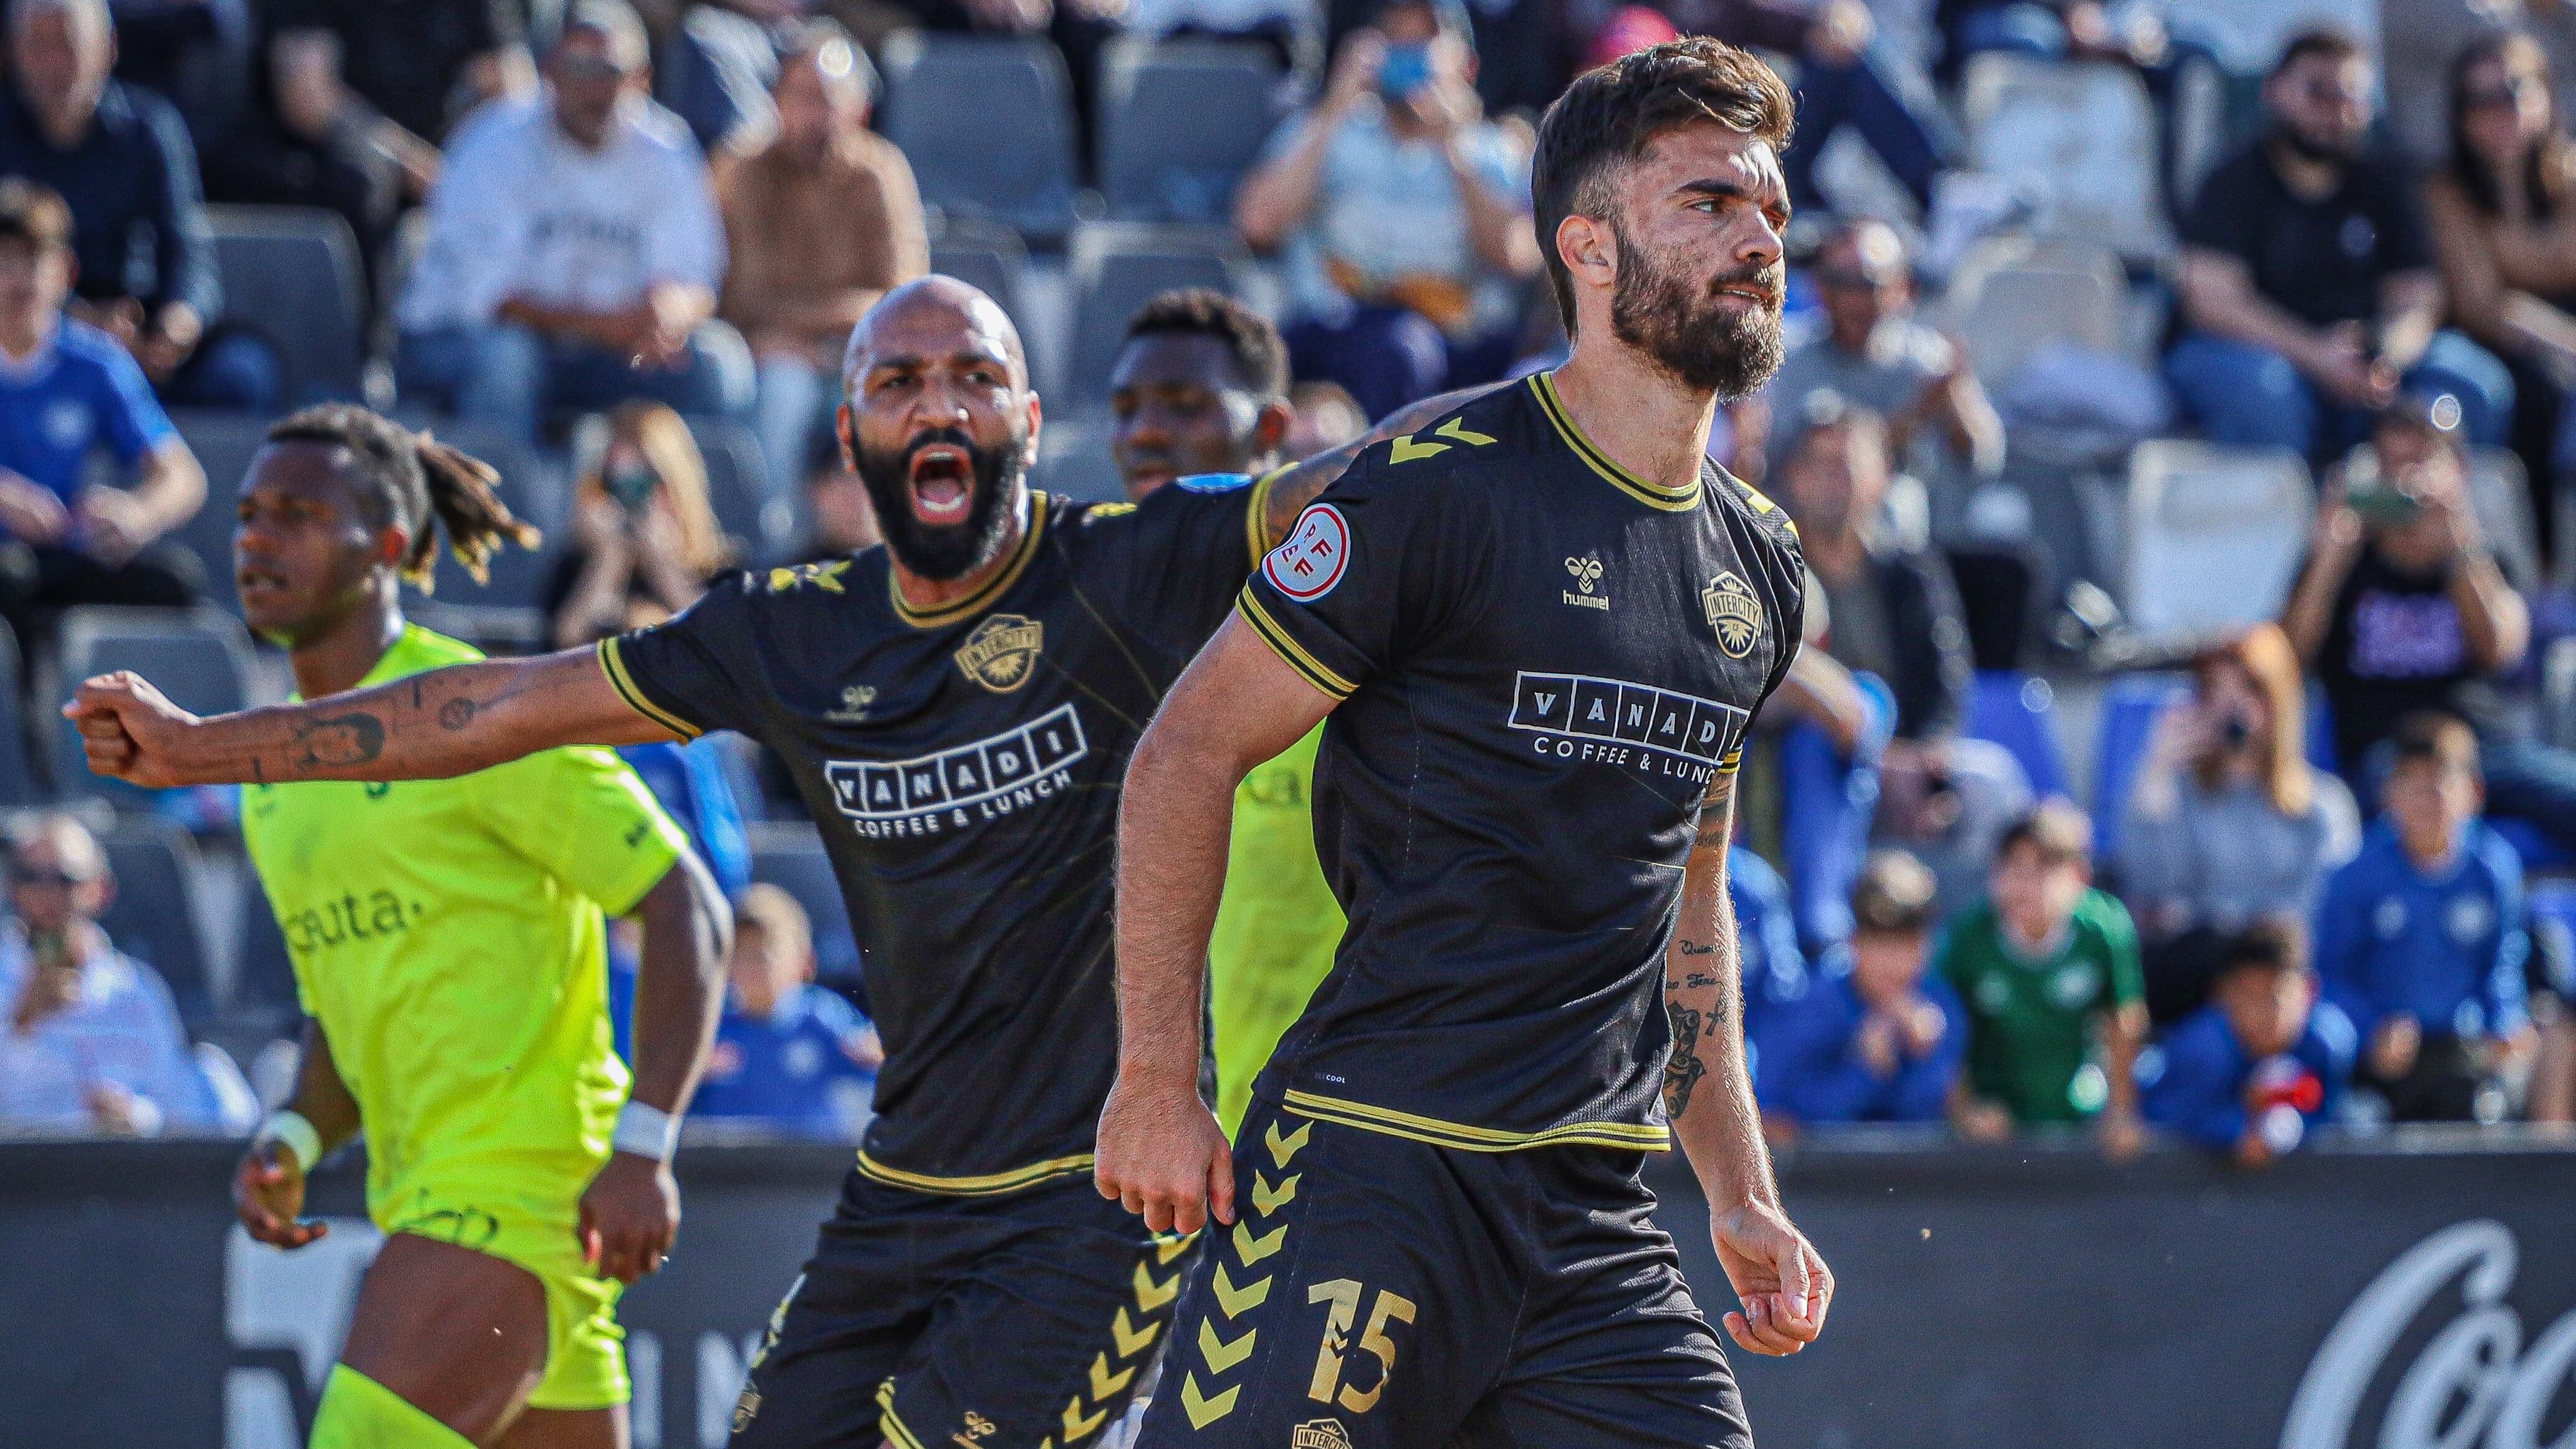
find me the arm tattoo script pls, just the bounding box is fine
[1663,1000,1709,1117]
[289,713,386,772]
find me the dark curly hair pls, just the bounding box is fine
[264,404,540,592]
[1123,287,1290,400]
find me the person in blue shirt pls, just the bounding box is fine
[0,0,276,411]
[0,179,207,650]
[691,883,879,1139]
[1730,842,1812,1047]
[1756,849,1964,1140]
[2143,920,2355,1167]
[2315,712,2533,1122]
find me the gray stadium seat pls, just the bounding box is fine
[2122,441,2312,645]
[54,606,264,801]
[1963,55,2171,261]
[1097,40,1287,225]
[746,821,862,984]
[205,205,368,404]
[2466,448,2543,591]
[1034,414,1127,503]
[0,621,39,806]
[1063,224,1251,408]
[930,214,1035,338]
[95,816,217,1026]
[167,410,269,617]
[681,415,793,566]
[880,35,1082,242]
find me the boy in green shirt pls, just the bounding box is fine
[1938,801,2148,1155]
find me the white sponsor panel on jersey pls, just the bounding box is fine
[824,704,1088,837]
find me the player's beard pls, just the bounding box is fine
[1608,226,1785,402]
[855,425,1032,582]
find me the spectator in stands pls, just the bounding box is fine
[1756,849,1963,1140]
[2315,712,2534,1123]
[0,811,228,1135]
[211,0,535,300]
[1939,801,2147,1155]
[1663,0,1952,218]
[2142,920,2355,1167]
[794,426,882,564]
[1284,379,1368,459]
[2424,31,2576,565]
[2120,625,2360,1024]
[546,401,730,648]
[1235,0,1538,420]
[2168,27,2514,464]
[1110,289,1293,501]
[666,884,880,1139]
[1766,219,2003,478]
[1772,396,1971,746]
[0,0,277,412]
[1730,842,1810,1048]
[395,0,752,448]
[718,22,926,506]
[2281,395,2576,852]
[0,180,205,652]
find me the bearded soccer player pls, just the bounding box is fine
[216,405,733,1449]
[1098,39,1832,1449]
[70,277,1453,1449]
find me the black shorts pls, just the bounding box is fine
[730,1165,1196,1449]
[1132,1095,1751,1449]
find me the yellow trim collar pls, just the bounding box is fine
[595,638,703,741]
[888,493,1051,628]
[1281,1089,1673,1153]
[1529,373,1701,513]
[1235,588,1355,700]
[853,1148,1096,1196]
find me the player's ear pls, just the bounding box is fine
[1558,213,1617,292]
[835,405,857,471]
[1253,399,1295,458]
[1023,388,1044,458]
[375,523,411,569]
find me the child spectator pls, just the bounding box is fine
[1729,843,1810,1046]
[2142,920,2355,1167]
[0,811,233,1135]
[2314,712,2533,1122]
[1940,802,2148,1155]
[1757,850,1962,1141]
[690,884,880,1140]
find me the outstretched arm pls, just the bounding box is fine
[1096,614,1339,1234]
[1665,773,1833,1357]
[67,647,676,789]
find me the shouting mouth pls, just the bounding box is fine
[908,443,974,526]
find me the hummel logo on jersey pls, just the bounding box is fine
[825,685,878,723]
[1702,571,1764,658]
[1509,671,1749,784]
[824,703,1087,838]
[1562,554,1608,611]
[954,614,1044,693]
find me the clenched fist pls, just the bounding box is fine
[62,672,201,789]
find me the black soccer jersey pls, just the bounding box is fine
[1239,373,1805,1153]
[603,480,1273,1189]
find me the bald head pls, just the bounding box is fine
[843,276,1030,400]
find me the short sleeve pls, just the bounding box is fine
[1235,459,1483,703]
[1068,479,1267,652]
[96,345,178,471]
[471,744,688,915]
[600,576,767,740]
[2093,895,2145,1009]
[2178,155,2257,260]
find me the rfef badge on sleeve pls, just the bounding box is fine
[1264,504,1350,602]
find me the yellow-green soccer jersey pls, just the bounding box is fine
[1208,724,1345,1135]
[241,625,685,1281]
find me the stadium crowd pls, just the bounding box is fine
[0,0,2572,1161]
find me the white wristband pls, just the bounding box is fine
[613,1100,678,1162]
[257,1110,323,1172]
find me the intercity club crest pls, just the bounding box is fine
[1701,570,1764,658]
[766,559,850,594]
[1293,1421,1355,1449]
[953,613,1044,693]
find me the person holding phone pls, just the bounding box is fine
[1233,0,1541,419]
[547,400,733,648]
[2119,624,2359,1024]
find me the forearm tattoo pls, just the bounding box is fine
[1663,1000,1709,1117]
[289,713,386,769]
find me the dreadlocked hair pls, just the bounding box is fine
[264,404,541,592]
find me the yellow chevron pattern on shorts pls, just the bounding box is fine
[1180,1110,1319,1432]
[1039,1230,1194,1448]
